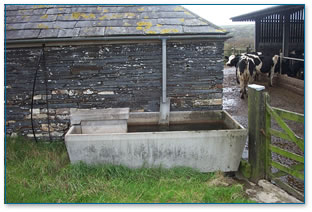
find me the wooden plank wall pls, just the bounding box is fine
[258,8,304,54]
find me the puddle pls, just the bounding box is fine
[223,87,233,93]
[223,98,237,109]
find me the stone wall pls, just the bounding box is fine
[5,40,224,139]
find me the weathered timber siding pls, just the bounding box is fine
[5,40,224,139]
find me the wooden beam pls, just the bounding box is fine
[272,107,304,123]
[271,163,304,178]
[271,161,304,180]
[255,18,261,52]
[282,12,290,56]
[270,144,304,163]
[266,103,304,152]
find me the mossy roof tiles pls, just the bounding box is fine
[5,5,227,40]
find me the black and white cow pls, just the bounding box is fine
[225,54,243,84]
[288,50,304,80]
[226,55,256,99]
[237,55,256,99]
[274,50,304,80]
[226,53,279,86]
[245,53,279,86]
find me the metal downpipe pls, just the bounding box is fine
[159,38,170,126]
[162,38,167,103]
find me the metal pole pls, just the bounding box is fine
[280,52,283,74]
[282,13,290,57]
[162,39,167,103]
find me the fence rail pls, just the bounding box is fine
[282,56,304,62]
[279,52,305,75]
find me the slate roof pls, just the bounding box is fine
[5,5,227,40]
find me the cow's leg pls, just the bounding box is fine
[249,72,255,84]
[244,77,249,98]
[239,76,245,99]
[270,55,279,86]
[257,72,261,81]
[269,66,275,86]
[236,68,240,84]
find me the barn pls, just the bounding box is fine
[5,5,229,139]
[231,5,304,56]
[231,5,304,93]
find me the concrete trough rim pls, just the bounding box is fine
[65,109,247,139]
[66,128,246,136]
[65,127,247,143]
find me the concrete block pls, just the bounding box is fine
[81,120,127,134]
[193,99,222,107]
[70,108,130,125]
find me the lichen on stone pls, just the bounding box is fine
[40,14,49,19]
[37,23,49,29]
[160,28,179,34]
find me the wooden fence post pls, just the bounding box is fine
[248,84,268,183]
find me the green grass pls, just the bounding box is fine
[5,136,255,203]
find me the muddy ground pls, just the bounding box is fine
[222,66,305,194]
[223,66,304,129]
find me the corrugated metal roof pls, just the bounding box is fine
[231,5,304,22]
[5,5,227,40]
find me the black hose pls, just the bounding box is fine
[30,44,52,142]
[42,44,52,142]
[30,49,42,143]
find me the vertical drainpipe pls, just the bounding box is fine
[159,38,170,125]
[162,38,167,103]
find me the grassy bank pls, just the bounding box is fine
[5,136,254,203]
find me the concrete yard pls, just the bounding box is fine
[223,66,304,129]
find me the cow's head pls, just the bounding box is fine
[226,54,240,67]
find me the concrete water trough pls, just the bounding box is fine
[65,108,247,172]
